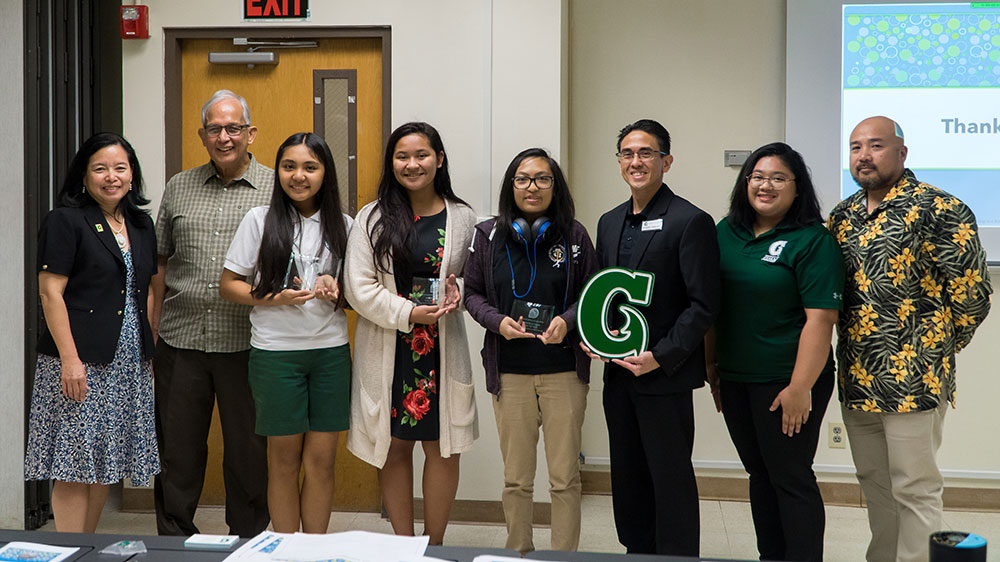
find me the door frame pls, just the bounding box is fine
[163,26,391,179]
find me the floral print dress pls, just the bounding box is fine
[390,209,446,441]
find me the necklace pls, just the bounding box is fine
[104,213,127,249]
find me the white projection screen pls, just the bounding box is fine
[787,1,1000,264]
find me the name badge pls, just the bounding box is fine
[641,219,663,232]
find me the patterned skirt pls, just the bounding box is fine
[24,251,159,486]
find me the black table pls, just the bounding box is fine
[0,530,521,561]
[528,549,739,562]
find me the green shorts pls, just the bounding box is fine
[248,344,351,436]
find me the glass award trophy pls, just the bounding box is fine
[511,300,555,335]
[284,252,323,291]
[410,277,440,306]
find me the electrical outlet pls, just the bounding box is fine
[828,422,846,449]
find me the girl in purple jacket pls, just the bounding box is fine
[463,148,598,554]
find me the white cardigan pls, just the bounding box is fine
[343,199,479,468]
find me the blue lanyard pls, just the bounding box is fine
[506,237,541,299]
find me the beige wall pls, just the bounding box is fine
[1,0,25,528]
[116,0,1000,510]
[121,0,567,502]
[569,0,1000,486]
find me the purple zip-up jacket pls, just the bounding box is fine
[463,217,599,395]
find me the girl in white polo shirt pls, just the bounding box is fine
[220,132,352,534]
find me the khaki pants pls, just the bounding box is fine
[843,401,947,562]
[492,372,588,553]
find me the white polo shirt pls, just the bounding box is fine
[225,205,354,351]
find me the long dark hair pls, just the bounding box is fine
[495,148,575,246]
[368,122,468,276]
[251,132,348,309]
[58,132,151,225]
[727,142,823,230]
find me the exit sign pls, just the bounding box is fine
[245,0,309,20]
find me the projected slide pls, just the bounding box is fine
[842,3,1000,226]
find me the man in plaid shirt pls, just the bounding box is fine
[151,90,273,537]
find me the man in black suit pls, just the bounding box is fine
[592,119,720,556]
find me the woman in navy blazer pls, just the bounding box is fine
[24,133,159,532]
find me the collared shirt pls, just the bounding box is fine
[828,169,992,413]
[224,205,354,351]
[617,185,664,266]
[155,155,274,352]
[715,219,843,383]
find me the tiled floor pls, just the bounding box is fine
[36,492,1000,561]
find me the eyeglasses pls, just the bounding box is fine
[204,124,251,138]
[513,175,554,190]
[616,149,667,161]
[746,174,795,189]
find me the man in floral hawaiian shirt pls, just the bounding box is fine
[829,116,991,562]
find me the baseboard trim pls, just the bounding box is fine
[122,472,1000,519]
[121,489,549,525]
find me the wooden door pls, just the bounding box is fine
[177,36,383,512]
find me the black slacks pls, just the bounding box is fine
[153,340,269,537]
[719,368,834,562]
[603,372,699,556]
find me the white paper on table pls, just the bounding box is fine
[471,556,531,562]
[471,557,531,562]
[0,541,79,562]
[270,530,429,562]
[223,532,296,561]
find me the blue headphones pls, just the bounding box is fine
[511,217,551,244]
[507,216,552,299]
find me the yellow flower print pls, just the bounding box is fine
[962,268,983,286]
[931,308,951,327]
[887,269,903,286]
[862,399,882,412]
[934,196,957,214]
[942,356,951,374]
[952,223,973,248]
[851,363,874,387]
[889,365,908,383]
[922,368,941,395]
[855,269,872,292]
[955,313,975,327]
[835,219,853,243]
[848,323,863,342]
[951,285,968,304]
[898,395,917,412]
[921,330,938,349]
[903,205,920,226]
[874,214,889,225]
[896,299,915,323]
[858,304,878,323]
[920,275,942,298]
[883,187,902,202]
[920,241,937,260]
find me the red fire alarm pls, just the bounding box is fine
[120,5,149,39]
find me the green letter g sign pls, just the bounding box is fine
[576,268,655,359]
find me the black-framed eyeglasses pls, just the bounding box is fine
[616,149,667,161]
[204,124,251,138]
[513,175,554,190]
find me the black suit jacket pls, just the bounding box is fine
[37,205,158,363]
[596,184,720,394]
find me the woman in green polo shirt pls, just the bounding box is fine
[706,142,844,562]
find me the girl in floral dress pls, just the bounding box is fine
[344,122,478,545]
